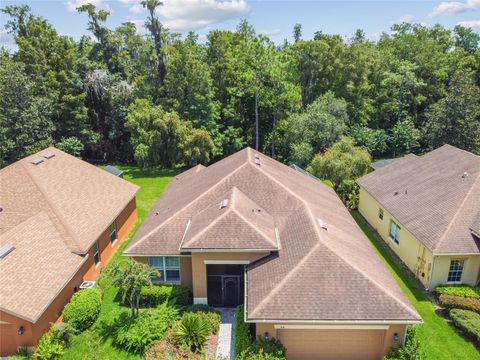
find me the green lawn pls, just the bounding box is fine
[351,211,480,360]
[62,166,180,360]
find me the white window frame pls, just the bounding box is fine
[447,259,464,284]
[109,221,117,244]
[389,220,401,245]
[148,256,181,283]
[93,241,100,265]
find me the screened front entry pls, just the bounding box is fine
[206,264,244,307]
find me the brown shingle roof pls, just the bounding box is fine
[126,148,420,323]
[0,147,139,322]
[358,145,480,254]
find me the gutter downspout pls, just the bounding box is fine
[427,255,437,291]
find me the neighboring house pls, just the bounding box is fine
[125,148,421,360]
[0,148,139,356]
[357,144,480,290]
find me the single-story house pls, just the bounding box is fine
[357,144,480,290]
[124,147,421,360]
[0,148,139,356]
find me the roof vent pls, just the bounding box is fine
[43,152,55,159]
[255,158,261,166]
[462,172,469,178]
[394,191,399,196]
[219,199,229,209]
[317,218,328,230]
[31,158,44,165]
[0,244,14,259]
[254,153,260,159]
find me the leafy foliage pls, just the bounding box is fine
[308,137,371,188]
[434,284,480,298]
[337,179,360,210]
[184,305,221,334]
[384,326,425,360]
[62,289,102,332]
[56,137,84,157]
[51,322,77,346]
[33,333,64,360]
[438,295,480,313]
[139,284,192,307]
[234,305,253,356]
[173,312,210,353]
[449,309,480,344]
[113,304,179,353]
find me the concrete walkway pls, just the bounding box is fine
[215,308,236,360]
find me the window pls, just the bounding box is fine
[109,221,117,244]
[148,256,180,283]
[389,220,401,245]
[378,208,384,220]
[447,260,464,283]
[93,242,100,265]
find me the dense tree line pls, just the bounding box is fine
[1,3,479,169]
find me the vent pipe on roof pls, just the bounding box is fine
[219,199,229,209]
[462,172,469,178]
[317,218,328,230]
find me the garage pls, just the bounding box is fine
[277,328,386,360]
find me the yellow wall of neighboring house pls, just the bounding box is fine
[358,187,480,289]
[430,255,480,289]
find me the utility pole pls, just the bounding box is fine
[255,73,259,151]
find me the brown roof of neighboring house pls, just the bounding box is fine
[358,144,480,255]
[0,147,139,322]
[125,148,420,323]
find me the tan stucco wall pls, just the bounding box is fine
[191,252,268,300]
[255,323,407,359]
[359,187,480,288]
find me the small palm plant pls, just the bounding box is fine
[173,313,210,353]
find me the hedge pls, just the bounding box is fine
[434,284,480,298]
[139,284,192,307]
[439,294,480,313]
[449,309,480,344]
[234,305,252,356]
[62,289,102,332]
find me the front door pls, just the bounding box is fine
[206,264,244,307]
[223,276,239,307]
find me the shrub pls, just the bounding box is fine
[51,322,77,346]
[449,309,480,343]
[434,284,480,298]
[114,303,179,353]
[33,333,64,360]
[185,304,221,334]
[234,305,252,355]
[238,349,284,360]
[337,179,360,210]
[384,326,425,360]
[62,289,102,332]
[9,347,32,360]
[146,338,203,360]
[173,313,210,353]
[140,284,192,307]
[438,294,480,313]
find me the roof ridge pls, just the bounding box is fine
[433,170,480,253]
[309,212,419,319]
[230,208,278,248]
[126,160,250,253]
[249,241,321,318]
[182,207,232,248]
[18,161,81,253]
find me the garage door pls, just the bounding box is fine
[277,329,385,360]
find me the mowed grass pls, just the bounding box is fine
[351,211,480,360]
[61,165,180,360]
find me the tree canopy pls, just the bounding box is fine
[1,4,479,169]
